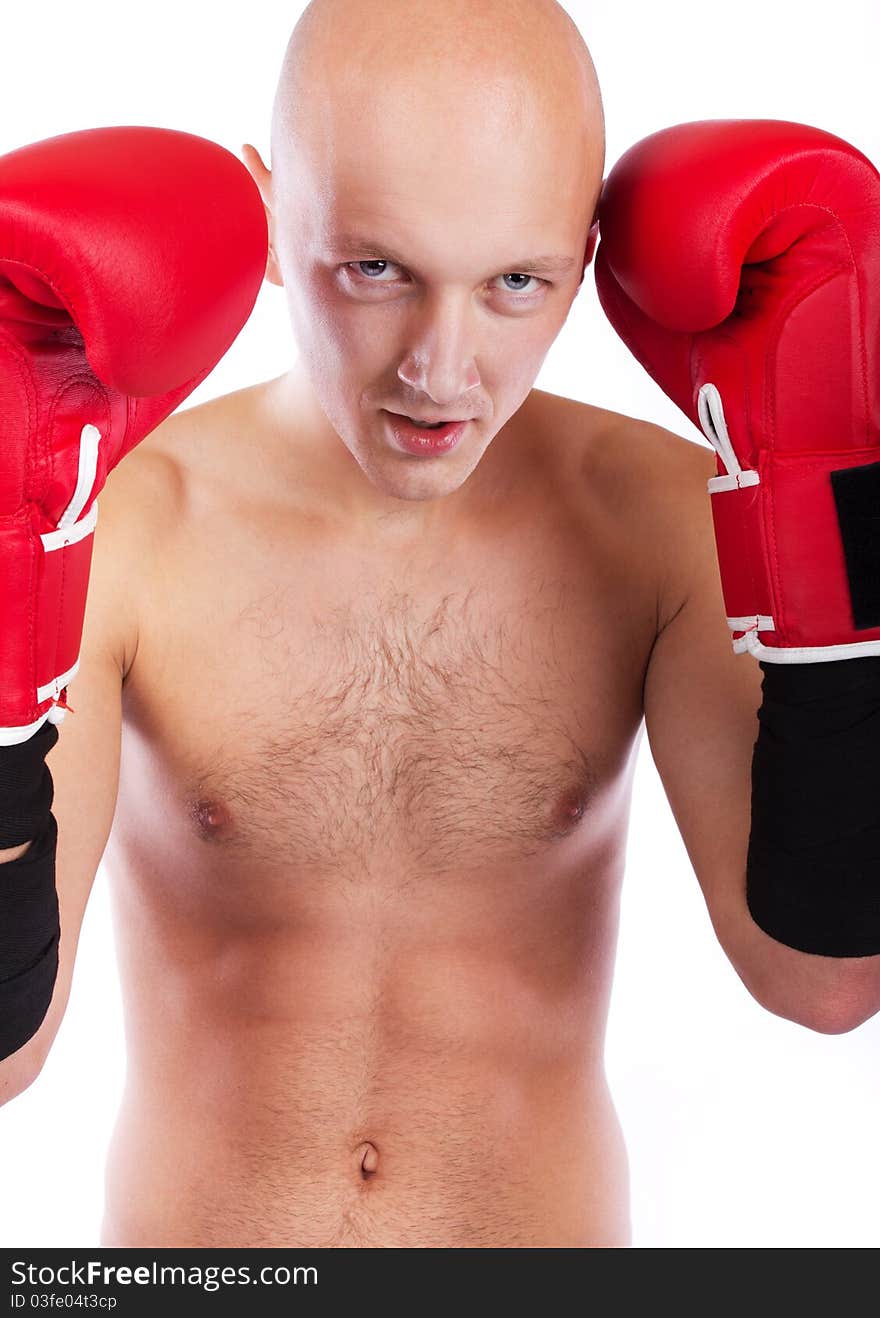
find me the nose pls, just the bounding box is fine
[397,291,481,406]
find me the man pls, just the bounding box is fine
[1,0,877,1249]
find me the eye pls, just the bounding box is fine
[341,261,548,297]
[494,273,544,295]
[346,259,402,282]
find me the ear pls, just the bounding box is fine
[580,196,602,277]
[241,143,284,288]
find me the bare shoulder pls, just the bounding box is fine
[532,390,718,631]
[92,380,269,678]
[83,426,174,685]
[531,386,714,490]
[106,376,275,526]
[130,376,280,513]
[602,410,717,632]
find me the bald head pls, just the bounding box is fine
[248,0,605,517]
[271,0,604,202]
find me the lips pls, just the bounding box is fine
[390,411,465,428]
[382,410,470,456]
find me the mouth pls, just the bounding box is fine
[389,411,469,429]
[382,410,471,456]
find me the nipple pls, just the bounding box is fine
[189,797,233,839]
[556,787,586,828]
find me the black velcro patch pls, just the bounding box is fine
[830,460,880,630]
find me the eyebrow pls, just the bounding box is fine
[327,233,577,274]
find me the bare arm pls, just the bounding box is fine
[0,457,142,1100]
[641,423,880,1034]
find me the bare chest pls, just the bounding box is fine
[116,481,652,885]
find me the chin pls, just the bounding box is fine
[365,456,471,504]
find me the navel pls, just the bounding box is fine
[354,1140,380,1181]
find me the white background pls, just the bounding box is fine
[1,0,879,1249]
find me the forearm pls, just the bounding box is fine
[716,879,880,1034]
[735,656,880,1029]
[0,723,61,1061]
[747,657,880,953]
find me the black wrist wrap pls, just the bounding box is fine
[746,656,880,957]
[0,721,59,847]
[0,722,61,1059]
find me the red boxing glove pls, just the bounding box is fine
[594,119,880,664]
[0,126,267,743]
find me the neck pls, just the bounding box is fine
[264,361,526,541]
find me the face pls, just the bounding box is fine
[250,76,597,507]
